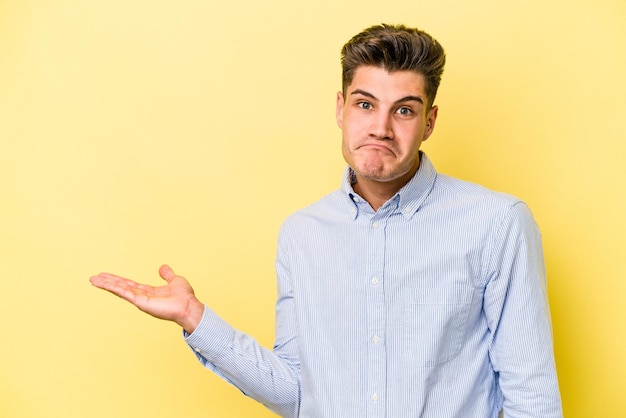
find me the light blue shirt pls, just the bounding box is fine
[184,153,562,417]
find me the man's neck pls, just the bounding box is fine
[353,180,399,212]
[352,164,420,212]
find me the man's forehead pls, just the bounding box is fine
[347,66,427,100]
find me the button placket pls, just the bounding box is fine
[365,213,387,417]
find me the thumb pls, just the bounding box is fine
[159,264,177,283]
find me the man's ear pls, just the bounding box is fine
[423,105,438,141]
[336,91,344,129]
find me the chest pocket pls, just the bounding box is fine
[404,286,474,367]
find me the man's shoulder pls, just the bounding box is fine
[289,189,346,217]
[430,173,538,233]
[279,189,347,231]
[433,173,523,208]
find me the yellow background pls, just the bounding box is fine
[1,0,624,416]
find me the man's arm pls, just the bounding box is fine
[483,202,563,417]
[90,265,301,417]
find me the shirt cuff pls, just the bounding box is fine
[183,305,235,362]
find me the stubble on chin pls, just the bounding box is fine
[351,157,397,183]
[351,146,398,179]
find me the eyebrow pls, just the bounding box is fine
[350,89,424,105]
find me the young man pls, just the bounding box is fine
[90,24,563,417]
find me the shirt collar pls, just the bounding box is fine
[341,151,437,220]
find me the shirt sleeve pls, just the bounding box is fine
[183,237,301,417]
[483,201,563,417]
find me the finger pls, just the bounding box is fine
[159,264,177,283]
[90,273,137,289]
[89,273,114,288]
[90,274,134,299]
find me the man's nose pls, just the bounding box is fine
[369,111,394,140]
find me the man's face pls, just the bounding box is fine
[336,66,437,186]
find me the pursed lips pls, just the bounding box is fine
[357,142,396,156]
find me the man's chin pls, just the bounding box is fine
[352,163,417,185]
[354,169,398,183]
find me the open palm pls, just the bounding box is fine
[90,264,204,333]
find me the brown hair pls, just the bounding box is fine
[341,24,446,108]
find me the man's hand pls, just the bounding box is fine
[90,265,204,334]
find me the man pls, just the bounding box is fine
[90,24,562,417]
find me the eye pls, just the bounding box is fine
[357,101,372,110]
[396,106,413,116]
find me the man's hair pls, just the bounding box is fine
[341,24,446,108]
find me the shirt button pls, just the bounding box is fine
[194,347,201,353]
[371,276,379,285]
[372,335,380,344]
[372,393,379,402]
[372,221,379,229]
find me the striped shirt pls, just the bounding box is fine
[184,152,562,417]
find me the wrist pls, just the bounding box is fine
[180,297,204,334]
